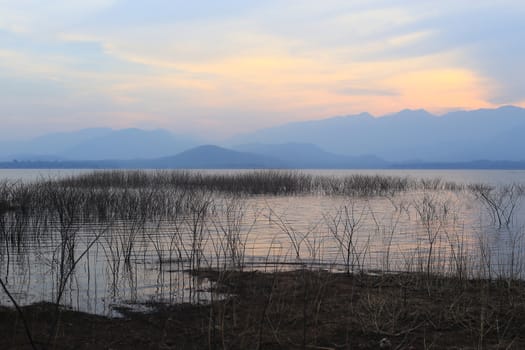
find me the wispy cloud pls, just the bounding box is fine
[0,0,523,139]
[337,87,399,97]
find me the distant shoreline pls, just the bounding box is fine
[2,160,525,170]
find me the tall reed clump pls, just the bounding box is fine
[470,183,524,229]
[470,183,525,283]
[413,193,450,281]
[324,201,368,274]
[54,169,458,197]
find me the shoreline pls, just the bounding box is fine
[2,269,525,349]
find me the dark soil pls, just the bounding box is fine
[2,270,525,349]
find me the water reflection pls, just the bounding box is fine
[0,171,524,317]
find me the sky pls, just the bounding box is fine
[1,0,525,141]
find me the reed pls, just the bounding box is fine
[1,170,525,349]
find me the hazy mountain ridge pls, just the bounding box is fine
[146,145,284,169]
[0,128,113,160]
[1,106,525,167]
[233,143,387,168]
[228,106,525,162]
[0,145,285,169]
[2,144,525,170]
[0,128,200,161]
[62,128,199,160]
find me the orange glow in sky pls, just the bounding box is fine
[0,1,523,138]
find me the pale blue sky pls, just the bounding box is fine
[1,0,524,140]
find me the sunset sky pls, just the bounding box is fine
[1,0,524,140]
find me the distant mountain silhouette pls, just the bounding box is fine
[146,145,283,169]
[0,145,284,169]
[0,128,199,161]
[234,143,387,168]
[228,106,525,162]
[1,145,525,169]
[0,128,113,161]
[62,128,198,160]
[2,106,525,167]
[1,144,371,169]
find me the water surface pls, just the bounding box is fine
[1,169,524,316]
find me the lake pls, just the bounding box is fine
[1,169,524,316]
[2,168,525,185]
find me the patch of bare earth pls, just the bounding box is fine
[2,270,525,349]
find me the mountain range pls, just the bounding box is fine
[228,106,525,162]
[0,128,199,161]
[1,106,525,169]
[0,145,389,169]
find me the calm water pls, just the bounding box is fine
[0,169,95,182]
[1,169,524,316]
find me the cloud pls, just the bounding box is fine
[337,87,399,97]
[335,2,525,103]
[0,0,523,138]
[0,0,118,35]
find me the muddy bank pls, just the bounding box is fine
[2,270,525,349]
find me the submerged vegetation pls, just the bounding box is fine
[0,170,524,349]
